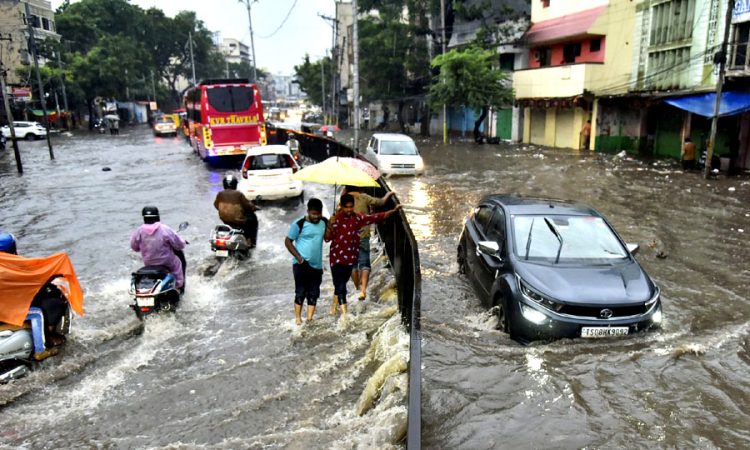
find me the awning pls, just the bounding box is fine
[664,91,750,117]
[523,6,607,46]
[26,107,67,122]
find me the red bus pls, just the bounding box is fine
[184,79,267,159]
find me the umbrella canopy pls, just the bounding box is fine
[104,114,120,121]
[319,125,340,132]
[337,157,381,180]
[290,157,380,187]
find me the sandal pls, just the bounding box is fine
[358,292,366,300]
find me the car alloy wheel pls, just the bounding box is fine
[495,301,509,333]
[25,134,34,141]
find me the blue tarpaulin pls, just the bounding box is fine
[664,91,750,118]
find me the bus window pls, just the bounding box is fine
[207,86,254,113]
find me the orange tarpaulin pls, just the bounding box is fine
[0,253,84,326]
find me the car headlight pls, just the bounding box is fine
[520,303,547,324]
[652,308,663,324]
[416,159,424,170]
[381,161,390,169]
[517,276,564,312]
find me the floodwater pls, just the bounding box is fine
[0,128,409,449]
[383,137,750,449]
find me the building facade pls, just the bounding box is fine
[0,0,61,85]
[221,38,251,66]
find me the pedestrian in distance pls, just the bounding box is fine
[325,193,403,315]
[580,120,592,150]
[285,198,328,325]
[682,137,697,171]
[339,185,395,300]
[112,119,120,136]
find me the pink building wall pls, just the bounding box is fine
[528,36,606,68]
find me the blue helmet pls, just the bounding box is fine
[0,232,17,255]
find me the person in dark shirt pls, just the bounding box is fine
[214,174,259,247]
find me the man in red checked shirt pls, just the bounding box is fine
[325,193,403,315]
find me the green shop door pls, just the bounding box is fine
[496,109,512,140]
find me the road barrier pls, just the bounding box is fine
[267,124,422,448]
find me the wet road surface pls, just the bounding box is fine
[381,137,750,449]
[0,128,408,449]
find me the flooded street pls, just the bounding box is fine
[0,128,408,449]
[385,138,750,449]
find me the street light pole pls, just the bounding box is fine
[56,51,70,129]
[150,69,157,102]
[239,0,258,83]
[352,0,360,154]
[704,0,735,179]
[25,2,53,159]
[188,32,197,86]
[441,0,447,144]
[321,53,326,123]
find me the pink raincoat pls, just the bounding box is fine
[130,223,186,287]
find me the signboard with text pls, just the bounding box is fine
[734,0,750,23]
[12,88,31,102]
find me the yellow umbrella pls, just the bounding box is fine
[290,157,380,212]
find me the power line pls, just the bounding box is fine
[256,0,298,39]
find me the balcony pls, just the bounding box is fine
[514,63,620,99]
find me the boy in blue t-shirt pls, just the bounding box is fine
[284,198,328,325]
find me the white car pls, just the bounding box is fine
[1,121,48,140]
[239,145,303,201]
[364,133,424,175]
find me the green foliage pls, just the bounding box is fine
[293,55,331,106]
[427,47,513,111]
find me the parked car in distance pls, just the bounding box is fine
[1,121,48,140]
[364,133,424,175]
[153,116,179,137]
[238,145,303,201]
[457,195,662,343]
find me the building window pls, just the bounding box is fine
[542,0,550,7]
[705,0,720,64]
[730,23,750,70]
[535,48,552,67]
[500,53,515,71]
[590,38,601,52]
[42,18,50,31]
[563,42,582,64]
[649,0,696,47]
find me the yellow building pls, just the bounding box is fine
[513,0,637,150]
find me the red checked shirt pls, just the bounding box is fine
[327,211,387,265]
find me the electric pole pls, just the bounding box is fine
[25,2,53,159]
[188,32,197,86]
[705,0,735,178]
[150,70,157,103]
[226,60,230,78]
[239,0,258,83]
[352,0,360,153]
[319,13,338,126]
[0,35,22,173]
[441,0,447,144]
[321,53,326,123]
[56,51,70,129]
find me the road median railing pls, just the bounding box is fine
[267,124,422,449]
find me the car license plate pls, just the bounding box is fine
[581,327,629,338]
[136,297,155,307]
[215,250,229,257]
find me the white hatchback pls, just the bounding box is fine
[238,145,303,201]
[364,133,424,175]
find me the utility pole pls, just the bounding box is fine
[56,51,70,129]
[150,69,157,103]
[441,0,447,144]
[320,13,338,126]
[188,32,197,86]
[0,36,22,173]
[225,60,230,78]
[239,0,258,83]
[321,53,326,124]
[25,2,53,159]
[352,0,360,153]
[705,0,735,179]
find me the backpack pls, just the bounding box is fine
[296,216,328,233]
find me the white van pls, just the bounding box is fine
[238,145,303,201]
[364,133,424,175]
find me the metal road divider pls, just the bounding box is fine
[267,124,422,449]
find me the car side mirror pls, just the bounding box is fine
[627,243,639,255]
[478,241,500,257]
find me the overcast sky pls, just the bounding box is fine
[50,0,336,75]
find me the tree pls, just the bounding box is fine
[427,47,513,142]
[293,54,331,107]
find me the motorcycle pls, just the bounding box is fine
[94,118,107,134]
[129,222,189,319]
[0,279,73,382]
[210,224,250,259]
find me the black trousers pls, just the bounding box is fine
[293,261,323,306]
[331,264,354,304]
[224,212,258,246]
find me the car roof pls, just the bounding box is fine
[481,194,602,217]
[372,133,413,142]
[245,145,291,156]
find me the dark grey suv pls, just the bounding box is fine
[457,195,662,343]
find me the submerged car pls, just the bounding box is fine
[364,133,424,175]
[238,145,303,201]
[457,195,662,343]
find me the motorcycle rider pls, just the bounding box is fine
[130,206,187,292]
[214,174,259,248]
[286,132,301,160]
[0,232,18,254]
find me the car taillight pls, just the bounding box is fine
[287,155,298,173]
[242,158,250,178]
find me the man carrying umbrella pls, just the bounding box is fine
[325,193,402,315]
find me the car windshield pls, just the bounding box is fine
[380,140,418,155]
[512,215,628,264]
[248,154,293,170]
[157,117,174,124]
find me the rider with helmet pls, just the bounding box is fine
[0,232,17,255]
[130,206,187,291]
[214,174,259,248]
[286,132,301,160]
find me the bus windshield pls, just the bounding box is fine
[207,86,255,113]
